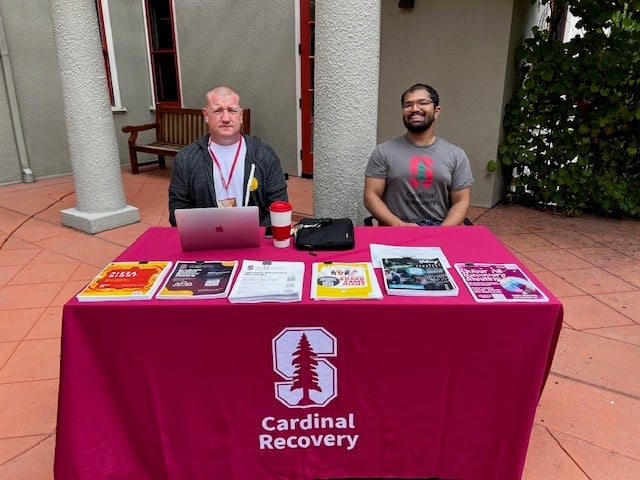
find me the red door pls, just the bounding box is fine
[299,1,314,177]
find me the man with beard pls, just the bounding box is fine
[364,83,473,226]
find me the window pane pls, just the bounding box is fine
[310,88,314,118]
[153,53,178,102]
[148,0,174,50]
[310,23,315,56]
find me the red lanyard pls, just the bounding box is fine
[208,136,243,191]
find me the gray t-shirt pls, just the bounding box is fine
[365,135,474,223]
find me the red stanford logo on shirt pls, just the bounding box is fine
[272,327,337,408]
[409,155,434,189]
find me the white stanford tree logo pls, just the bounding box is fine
[272,327,337,408]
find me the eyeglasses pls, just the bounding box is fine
[402,100,434,110]
[209,107,241,117]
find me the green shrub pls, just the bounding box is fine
[499,0,639,217]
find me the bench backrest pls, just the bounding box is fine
[155,105,251,145]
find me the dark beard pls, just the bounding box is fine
[403,116,434,133]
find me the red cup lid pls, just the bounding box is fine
[269,201,292,212]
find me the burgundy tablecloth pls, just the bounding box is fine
[54,226,562,480]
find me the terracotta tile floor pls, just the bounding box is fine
[0,168,639,479]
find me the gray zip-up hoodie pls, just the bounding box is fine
[168,134,288,226]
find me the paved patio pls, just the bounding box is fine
[0,168,638,479]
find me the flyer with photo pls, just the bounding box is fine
[454,263,548,302]
[156,261,238,299]
[381,257,459,296]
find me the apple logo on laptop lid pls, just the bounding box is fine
[175,206,260,251]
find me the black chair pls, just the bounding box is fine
[363,215,377,226]
[363,215,473,226]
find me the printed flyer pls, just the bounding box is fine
[156,261,238,299]
[454,262,548,302]
[381,257,458,296]
[76,261,173,302]
[311,262,382,300]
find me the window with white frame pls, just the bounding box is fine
[95,0,125,111]
[144,0,181,106]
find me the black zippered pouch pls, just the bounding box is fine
[294,218,355,250]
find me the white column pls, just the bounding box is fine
[49,0,139,233]
[313,0,381,224]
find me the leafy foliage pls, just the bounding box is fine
[499,0,640,216]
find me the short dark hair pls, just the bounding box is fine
[401,83,440,107]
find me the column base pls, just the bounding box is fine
[61,205,140,234]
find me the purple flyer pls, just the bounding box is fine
[454,263,548,302]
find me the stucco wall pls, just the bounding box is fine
[378,0,519,208]
[172,0,298,176]
[0,0,538,202]
[0,76,21,184]
[0,0,299,181]
[108,1,158,167]
[0,2,70,181]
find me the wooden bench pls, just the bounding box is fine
[122,105,251,174]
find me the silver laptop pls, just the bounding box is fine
[174,206,261,251]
